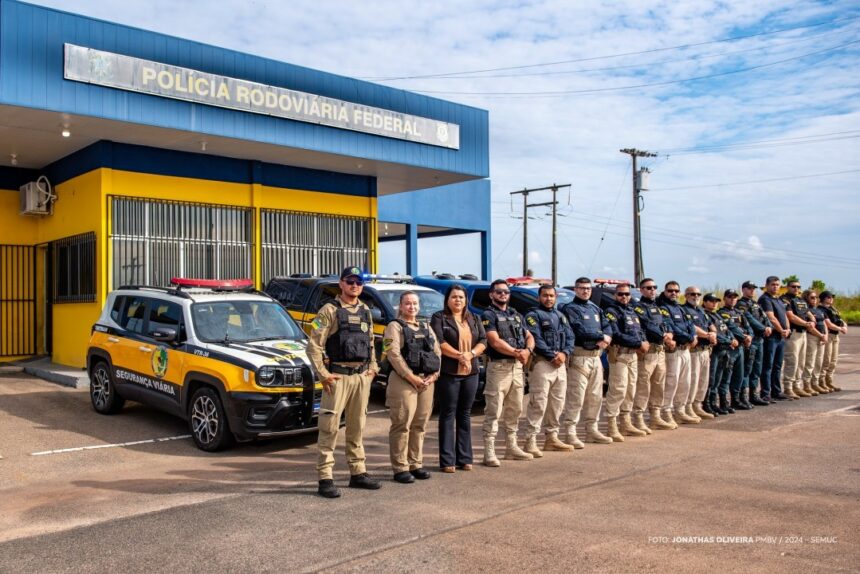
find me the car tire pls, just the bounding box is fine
[188,386,235,452]
[90,361,125,414]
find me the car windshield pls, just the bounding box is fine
[191,300,305,343]
[376,289,445,320]
[555,288,575,306]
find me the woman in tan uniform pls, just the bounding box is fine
[384,291,442,484]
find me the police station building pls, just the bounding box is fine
[0,0,490,368]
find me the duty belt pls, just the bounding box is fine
[490,357,518,364]
[675,343,691,351]
[647,344,665,354]
[329,363,368,375]
[691,345,709,353]
[612,346,638,355]
[573,348,602,357]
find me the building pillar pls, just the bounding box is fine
[406,223,419,276]
[481,230,491,280]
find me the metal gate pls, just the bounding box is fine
[261,209,369,280]
[111,197,253,288]
[0,245,36,356]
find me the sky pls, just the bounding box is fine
[31,0,860,292]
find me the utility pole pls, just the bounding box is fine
[620,149,656,286]
[510,183,570,284]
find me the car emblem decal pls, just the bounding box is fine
[151,346,169,378]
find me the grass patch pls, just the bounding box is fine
[834,295,860,325]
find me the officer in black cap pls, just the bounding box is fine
[737,281,773,406]
[307,266,380,498]
[718,289,754,411]
[703,293,735,415]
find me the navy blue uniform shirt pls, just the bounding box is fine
[524,305,574,360]
[657,294,697,345]
[684,302,712,347]
[737,296,772,337]
[759,292,788,333]
[560,297,612,350]
[632,296,668,344]
[705,309,734,346]
[605,302,645,349]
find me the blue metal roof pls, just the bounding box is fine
[0,0,489,178]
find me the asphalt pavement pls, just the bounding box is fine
[0,333,858,573]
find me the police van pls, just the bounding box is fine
[87,278,322,451]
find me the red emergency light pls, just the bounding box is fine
[593,278,631,285]
[507,276,553,286]
[170,278,254,289]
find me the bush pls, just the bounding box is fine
[842,310,860,325]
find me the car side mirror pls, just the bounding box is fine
[370,307,384,323]
[150,327,177,343]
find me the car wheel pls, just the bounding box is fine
[189,387,234,452]
[90,361,125,414]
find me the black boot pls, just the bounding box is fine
[702,399,714,415]
[720,394,734,414]
[715,395,729,415]
[732,392,751,410]
[741,390,754,409]
[750,392,769,406]
[708,396,721,416]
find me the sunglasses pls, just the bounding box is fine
[686,293,701,297]
[789,285,801,289]
[344,278,364,286]
[642,285,657,290]
[666,289,680,293]
[616,292,631,297]
[493,289,510,295]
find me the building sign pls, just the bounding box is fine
[64,44,460,149]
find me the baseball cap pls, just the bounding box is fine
[340,266,363,280]
[703,293,721,302]
[723,289,739,298]
[820,290,834,300]
[741,281,758,290]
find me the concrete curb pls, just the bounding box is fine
[11,358,89,389]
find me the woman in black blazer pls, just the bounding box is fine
[430,284,487,472]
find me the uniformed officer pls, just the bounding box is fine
[308,266,381,498]
[781,280,816,399]
[737,281,773,406]
[523,285,575,456]
[819,291,847,392]
[683,287,717,420]
[718,289,753,412]
[758,276,791,401]
[560,277,614,446]
[658,281,699,425]
[382,291,441,484]
[801,290,828,396]
[703,293,735,415]
[481,279,536,466]
[632,278,675,431]
[604,283,649,440]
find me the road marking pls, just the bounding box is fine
[30,435,191,456]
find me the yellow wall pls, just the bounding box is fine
[2,168,379,368]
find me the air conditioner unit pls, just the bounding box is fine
[19,176,56,216]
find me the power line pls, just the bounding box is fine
[663,133,860,155]
[363,14,860,81]
[378,25,856,81]
[649,168,860,191]
[411,38,860,96]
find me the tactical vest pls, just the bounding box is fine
[325,300,372,363]
[534,307,566,353]
[395,319,441,375]
[783,295,810,331]
[824,306,844,327]
[810,307,827,334]
[487,307,526,359]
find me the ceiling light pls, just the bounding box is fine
[61,129,71,138]
[200,141,207,151]
[10,153,18,166]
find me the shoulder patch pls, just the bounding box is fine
[659,308,670,316]
[527,316,537,326]
[382,337,393,352]
[606,311,616,322]
[633,306,644,314]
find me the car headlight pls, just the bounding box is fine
[256,366,304,387]
[257,366,276,386]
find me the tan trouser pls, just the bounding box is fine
[663,348,691,412]
[386,371,433,473]
[525,358,567,437]
[316,371,371,480]
[820,334,840,385]
[634,347,666,412]
[690,349,711,404]
[782,331,807,391]
[802,333,825,387]
[483,359,525,438]
[562,353,603,428]
[605,349,638,417]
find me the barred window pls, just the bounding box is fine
[53,232,96,303]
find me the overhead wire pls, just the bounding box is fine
[363,14,860,81]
